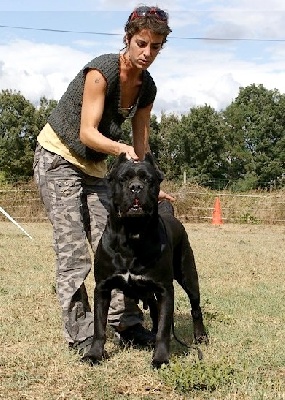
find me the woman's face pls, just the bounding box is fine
[126,29,164,70]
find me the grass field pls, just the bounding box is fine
[0,221,284,400]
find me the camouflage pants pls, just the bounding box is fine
[33,144,143,345]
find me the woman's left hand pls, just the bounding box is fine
[158,190,175,202]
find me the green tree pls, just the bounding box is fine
[0,90,57,182]
[181,105,227,188]
[148,113,162,159]
[34,97,58,140]
[156,107,227,187]
[223,84,285,190]
[155,112,182,179]
[0,90,37,181]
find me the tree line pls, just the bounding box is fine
[0,84,284,190]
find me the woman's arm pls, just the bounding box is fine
[131,103,153,160]
[80,69,138,159]
[132,105,175,201]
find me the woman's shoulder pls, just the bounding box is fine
[85,53,119,69]
[142,69,156,90]
[137,71,157,108]
[83,54,119,85]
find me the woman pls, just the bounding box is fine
[33,5,173,355]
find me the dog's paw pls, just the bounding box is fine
[80,355,101,366]
[194,332,209,345]
[80,350,109,366]
[151,359,169,369]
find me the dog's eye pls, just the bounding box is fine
[138,172,152,183]
[119,174,132,184]
[144,175,153,184]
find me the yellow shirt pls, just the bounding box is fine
[37,123,107,178]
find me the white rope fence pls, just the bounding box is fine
[0,206,33,239]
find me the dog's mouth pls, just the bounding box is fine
[127,198,144,215]
[118,198,145,217]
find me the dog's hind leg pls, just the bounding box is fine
[174,234,208,344]
[82,288,111,365]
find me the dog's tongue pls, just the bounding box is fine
[134,198,140,206]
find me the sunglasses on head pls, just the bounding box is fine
[128,6,168,23]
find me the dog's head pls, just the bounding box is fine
[108,152,164,219]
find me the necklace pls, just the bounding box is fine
[118,52,138,118]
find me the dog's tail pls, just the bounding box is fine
[171,319,203,361]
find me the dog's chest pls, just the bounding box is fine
[118,270,148,284]
[111,248,159,296]
[113,262,161,300]
[114,251,150,282]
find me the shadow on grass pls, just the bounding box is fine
[139,308,221,358]
[170,305,234,356]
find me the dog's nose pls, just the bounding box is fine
[129,180,144,194]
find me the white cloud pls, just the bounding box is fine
[1,1,285,115]
[1,36,285,115]
[0,40,91,102]
[205,0,285,39]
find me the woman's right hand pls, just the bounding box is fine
[119,143,139,160]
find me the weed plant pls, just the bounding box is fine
[0,222,284,399]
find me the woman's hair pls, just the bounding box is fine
[124,6,172,46]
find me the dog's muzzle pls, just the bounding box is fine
[129,178,144,195]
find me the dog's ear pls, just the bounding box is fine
[144,152,164,182]
[117,152,128,164]
[107,153,128,181]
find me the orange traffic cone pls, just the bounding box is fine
[212,197,223,225]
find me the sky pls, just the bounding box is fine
[1,0,285,116]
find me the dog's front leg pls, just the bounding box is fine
[147,295,159,334]
[152,284,174,369]
[82,287,110,365]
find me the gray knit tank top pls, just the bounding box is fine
[48,53,157,161]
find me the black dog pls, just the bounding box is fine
[83,153,208,368]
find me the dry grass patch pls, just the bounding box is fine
[1,222,284,399]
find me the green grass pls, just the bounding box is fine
[0,222,284,399]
